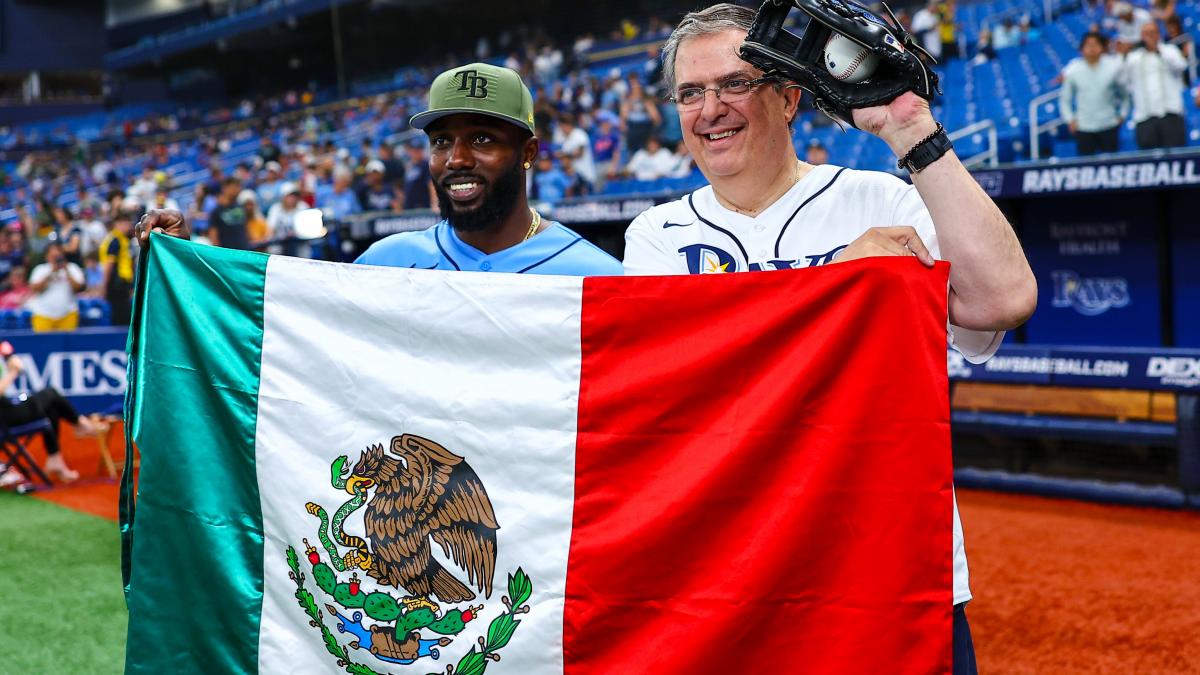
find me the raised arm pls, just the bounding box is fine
[855,93,1037,331]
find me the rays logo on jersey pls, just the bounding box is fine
[678,244,849,274]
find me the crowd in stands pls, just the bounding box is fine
[3,2,1200,335]
[1057,0,1196,153]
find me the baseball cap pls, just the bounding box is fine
[410,63,536,135]
[366,159,385,174]
[279,181,300,195]
[237,189,259,205]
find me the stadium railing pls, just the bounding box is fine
[948,344,1200,508]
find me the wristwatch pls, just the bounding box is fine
[897,123,953,174]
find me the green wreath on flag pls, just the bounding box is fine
[286,545,532,675]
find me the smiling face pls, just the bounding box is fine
[672,30,800,183]
[427,113,536,232]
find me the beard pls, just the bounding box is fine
[435,157,524,233]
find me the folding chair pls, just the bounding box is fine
[0,418,54,491]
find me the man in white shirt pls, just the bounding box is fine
[26,241,86,332]
[625,136,677,181]
[1122,21,1189,149]
[911,0,943,60]
[623,6,1037,673]
[1061,32,1127,154]
[555,113,596,187]
[1112,1,1154,53]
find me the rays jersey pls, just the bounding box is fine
[624,163,994,605]
[357,220,622,276]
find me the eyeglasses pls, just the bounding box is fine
[669,76,779,108]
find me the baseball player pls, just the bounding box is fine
[624,5,1037,673]
[138,64,621,277]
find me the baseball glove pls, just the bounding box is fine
[740,0,940,128]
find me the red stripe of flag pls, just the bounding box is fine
[566,259,953,674]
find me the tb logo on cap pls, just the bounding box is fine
[456,69,489,98]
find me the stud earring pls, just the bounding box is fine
[523,162,532,169]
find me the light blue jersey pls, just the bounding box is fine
[355,220,622,276]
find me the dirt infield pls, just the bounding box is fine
[958,489,1200,674]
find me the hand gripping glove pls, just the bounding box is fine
[740,0,940,128]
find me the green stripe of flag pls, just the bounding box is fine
[125,234,269,674]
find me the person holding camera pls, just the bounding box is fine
[1123,21,1189,149]
[26,241,85,333]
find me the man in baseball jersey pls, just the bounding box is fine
[137,63,620,277]
[624,5,1037,674]
[355,63,620,274]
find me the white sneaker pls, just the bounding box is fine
[44,454,79,483]
[0,466,25,488]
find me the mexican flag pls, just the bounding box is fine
[123,234,953,674]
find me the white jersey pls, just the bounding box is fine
[624,163,997,605]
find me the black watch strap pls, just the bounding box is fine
[897,123,953,174]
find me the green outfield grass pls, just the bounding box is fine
[0,492,126,674]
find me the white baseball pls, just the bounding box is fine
[824,33,878,84]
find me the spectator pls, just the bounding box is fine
[625,136,675,181]
[620,77,662,159]
[642,45,664,87]
[357,161,395,212]
[555,113,596,189]
[208,177,251,250]
[100,213,135,326]
[658,94,684,148]
[266,182,305,255]
[258,136,282,164]
[805,140,830,165]
[1123,21,1189,149]
[0,345,108,484]
[911,1,942,60]
[318,165,361,220]
[1061,32,1125,155]
[938,3,960,60]
[561,156,592,198]
[533,153,571,203]
[152,184,181,213]
[257,161,285,210]
[973,27,997,64]
[993,18,1018,50]
[1151,0,1178,22]
[401,142,435,210]
[128,165,158,206]
[1112,1,1153,54]
[75,206,108,258]
[26,241,85,332]
[377,143,405,186]
[668,140,695,178]
[82,253,104,297]
[0,265,31,309]
[239,190,270,249]
[591,111,623,181]
[1164,15,1195,85]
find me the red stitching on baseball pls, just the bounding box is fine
[830,35,867,80]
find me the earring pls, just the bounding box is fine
[523,161,532,169]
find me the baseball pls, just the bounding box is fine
[824,33,878,84]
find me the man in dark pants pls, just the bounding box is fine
[1061,32,1125,155]
[1124,21,1189,150]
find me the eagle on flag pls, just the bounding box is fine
[346,434,500,605]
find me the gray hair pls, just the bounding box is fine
[661,3,758,93]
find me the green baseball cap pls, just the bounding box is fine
[410,63,536,135]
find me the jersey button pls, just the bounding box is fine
[754,224,766,232]
[480,261,492,271]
